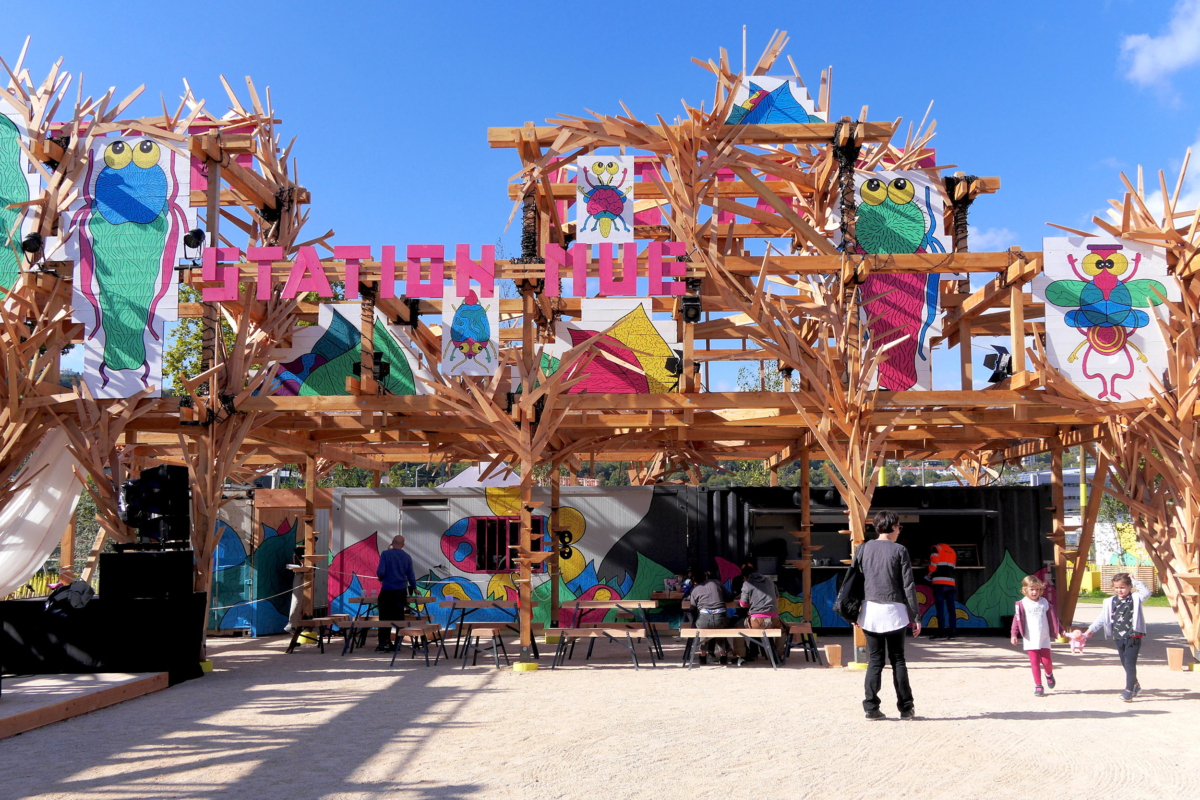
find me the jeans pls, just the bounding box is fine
[864,628,914,714]
[695,612,729,656]
[377,589,408,646]
[932,585,957,635]
[1116,636,1142,691]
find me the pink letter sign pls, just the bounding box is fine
[201,246,242,302]
[455,244,495,298]
[248,246,283,301]
[598,243,638,296]
[649,241,687,296]
[544,243,588,298]
[406,245,444,298]
[335,246,372,300]
[282,246,334,299]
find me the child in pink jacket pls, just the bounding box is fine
[1010,575,1063,696]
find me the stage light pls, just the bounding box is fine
[680,295,702,324]
[20,232,43,258]
[982,345,1012,383]
[183,229,205,250]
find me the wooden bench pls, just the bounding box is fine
[785,622,822,665]
[340,618,442,658]
[387,622,445,667]
[457,623,517,669]
[451,621,544,663]
[551,628,659,670]
[679,628,786,669]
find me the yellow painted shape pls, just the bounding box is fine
[487,573,516,600]
[513,661,539,672]
[200,660,214,673]
[606,304,676,394]
[556,506,587,582]
[442,582,472,602]
[485,487,521,517]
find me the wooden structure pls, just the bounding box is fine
[1,32,1197,661]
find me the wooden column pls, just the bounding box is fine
[682,316,695,393]
[1010,283,1026,420]
[1063,450,1108,627]
[769,466,779,487]
[1050,446,1067,621]
[303,452,317,617]
[517,282,536,663]
[59,517,76,582]
[360,282,377,428]
[800,448,812,622]
[959,318,973,391]
[549,475,561,628]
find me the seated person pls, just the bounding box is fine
[689,570,731,665]
[738,564,786,662]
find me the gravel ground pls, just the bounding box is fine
[1,607,1197,800]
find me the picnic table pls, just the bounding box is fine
[555,599,662,668]
[341,596,436,654]
[437,599,541,668]
[680,628,786,669]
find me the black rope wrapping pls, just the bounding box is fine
[514,195,540,263]
[944,174,979,253]
[832,121,862,255]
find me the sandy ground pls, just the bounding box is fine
[0,606,1197,800]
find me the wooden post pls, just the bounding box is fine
[769,466,779,487]
[1050,445,1067,621]
[59,517,76,582]
[800,448,812,622]
[959,318,973,391]
[303,452,317,617]
[517,459,535,663]
[360,282,377,428]
[682,315,695,394]
[1063,451,1108,627]
[550,475,561,628]
[1010,283,1026,420]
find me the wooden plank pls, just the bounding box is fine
[254,488,334,509]
[0,673,168,741]
[487,121,895,148]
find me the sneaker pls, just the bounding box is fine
[698,654,707,665]
[865,709,886,720]
[718,655,728,665]
[946,635,957,641]
[900,708,916,720]
[1046,675,1056,689]
[374,644,392,652]
[1034,685,1045,697]
[1120,690,1133,702]
[1132,683,1141,698]
[734,657,746,667]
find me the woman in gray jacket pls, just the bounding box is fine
[855,510,921,720]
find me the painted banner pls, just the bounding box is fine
[725,75,825,124]
[831,170,952,391]
[1034,237,1178,401]
[440,285,499,377]
[59,136,191,397]
[576,155,634,244]
[0,104,39,292]
[545,298,680,394]
[271,303,431,396]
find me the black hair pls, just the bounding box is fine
[873,510,899,534]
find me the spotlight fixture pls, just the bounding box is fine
[20,232,43,258]
[395,297,421,329]
[982,345,1013,383]
[183,228,205,250]
[680,295,702,324]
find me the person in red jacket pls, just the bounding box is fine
[926,543,958,639]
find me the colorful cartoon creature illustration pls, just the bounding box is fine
[74,138,187,387]
[0,113,30,291]
[853,175,947,390]
[726,80,821,125]
[1045,244,1166,400]
[444,290,496,372]
[580,160,631,239]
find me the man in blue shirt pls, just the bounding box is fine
[375,534,417,651]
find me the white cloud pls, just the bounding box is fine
[968,226,1018,250]
[1122,0,1200,86]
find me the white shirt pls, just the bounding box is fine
[1020,597,1052,650]
[858,600,910,634]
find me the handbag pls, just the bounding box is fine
[833,550,865,624]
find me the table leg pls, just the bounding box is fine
[681,637,693,667]
[390,625,403,667]
[626,633,639,671]
[763,634,777,670]
[552,634,567,669]
[286,627,302,654]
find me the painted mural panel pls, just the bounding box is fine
[725,75,824,124]
[544,299,680,394]
[1034,237,1178,401]
[0,104,39,292]
[576,155,634,244]
[830,170,952,391]
[58,135,191,398]
[271,303,431,396]
[209,498,298,636]
[440,286,500,377]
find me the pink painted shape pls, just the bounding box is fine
[566,328,649,394]
[715,556,742,586]
[380,245,397,299]
[633,161,662,226]
[543,243,588,298]
[860,273,928,391]
[330,532,382,600]
[406,245,445,298]
[716,168,736,224]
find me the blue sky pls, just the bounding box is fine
[9,1,1198,387]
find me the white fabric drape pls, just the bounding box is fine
[0,429,84,596]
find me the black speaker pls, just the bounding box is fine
[137,465,190,516]
[137,515,190,542]
[99,550,194,601]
